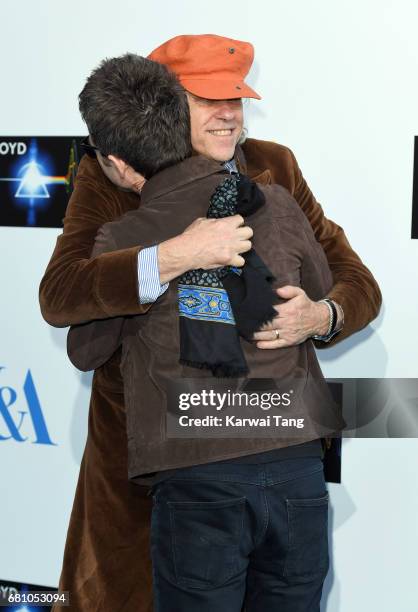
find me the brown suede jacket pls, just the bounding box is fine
[65,155,345,479]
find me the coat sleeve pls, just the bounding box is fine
[66,225,132,371]
[39,163,148,328]
[288,147,382,346]
[67,314,126,372]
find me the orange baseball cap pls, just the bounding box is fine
[148,34,261,100]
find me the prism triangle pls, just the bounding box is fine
[15,161,50,199]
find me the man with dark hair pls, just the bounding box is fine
[40,35,381,612]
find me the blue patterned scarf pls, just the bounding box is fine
[178,174,278,377]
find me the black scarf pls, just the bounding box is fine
[178,173,278,377]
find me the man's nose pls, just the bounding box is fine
[214,101,237,120]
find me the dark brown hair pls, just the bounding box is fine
[79,53,191,178]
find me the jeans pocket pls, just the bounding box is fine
[168,497,246,589]
[284,492,329,578]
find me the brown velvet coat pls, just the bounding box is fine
[39,139,381,612]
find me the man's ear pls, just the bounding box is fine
[107,154,129,179]
[107,154,146,192]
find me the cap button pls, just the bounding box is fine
[236,85,241,90]
[228,47,235,54]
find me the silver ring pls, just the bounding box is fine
[274,329,280,340]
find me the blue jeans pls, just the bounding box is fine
[150,457,329,612]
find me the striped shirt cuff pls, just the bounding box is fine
[137,245,169,304]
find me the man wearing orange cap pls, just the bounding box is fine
[149,34,262,164]
[40,34,381,612]
[148,34,377,347]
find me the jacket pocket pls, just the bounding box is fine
[284,492,329,578]
[168,497,246,589]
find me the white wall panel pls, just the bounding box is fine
[0,1,417,608]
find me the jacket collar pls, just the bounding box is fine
[140,155,227,205]
[235,144,272,185]
[140,145,272,205]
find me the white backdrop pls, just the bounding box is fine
[1,1,417,610]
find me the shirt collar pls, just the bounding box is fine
[223,159,238,174]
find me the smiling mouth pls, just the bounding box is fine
[208,129,235,136]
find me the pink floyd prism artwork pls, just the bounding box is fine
[0,137,84,228]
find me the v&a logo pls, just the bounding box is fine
[0,366,56,445]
